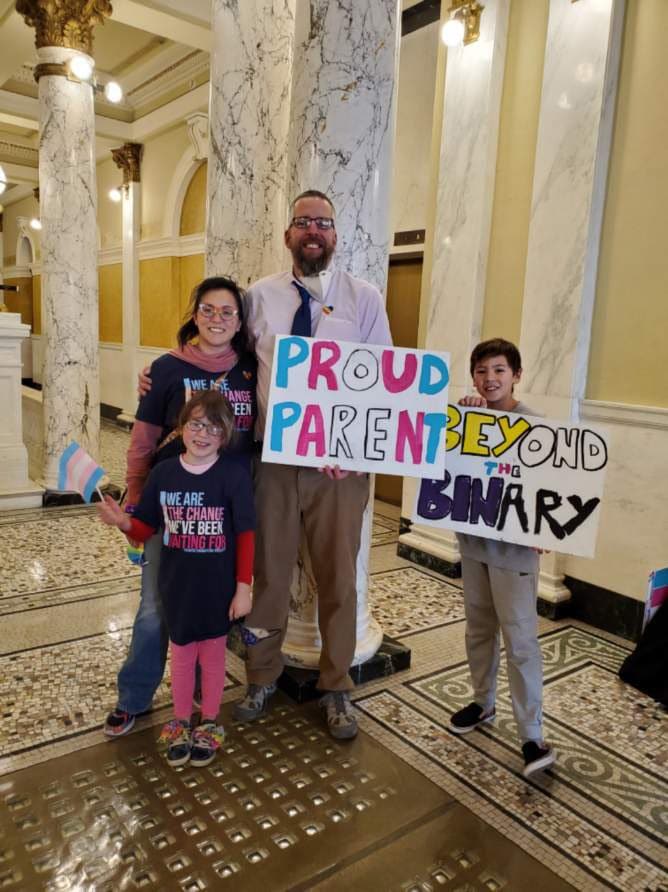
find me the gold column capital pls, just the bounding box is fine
[16,0,113,54]
[111,142,144,186]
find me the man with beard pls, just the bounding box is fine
[233,189,392,739]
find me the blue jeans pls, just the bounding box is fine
[116,534,169,714]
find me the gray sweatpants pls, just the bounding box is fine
[461,556,543,742]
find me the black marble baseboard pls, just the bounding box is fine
[396,542,461,579]
[101,402,122,421]
[43,481,122,508]
[564,576,645,642]
[399,542,644,642]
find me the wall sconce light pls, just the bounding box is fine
[0,163,6,196]
[441,1,484,47]
[29,217,42,230]
[68,55,94,81]
[108,187,123,203]
[65,55,123,103]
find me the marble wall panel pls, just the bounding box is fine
[206,0,295,284]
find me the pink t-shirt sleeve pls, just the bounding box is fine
[125,420,163,504]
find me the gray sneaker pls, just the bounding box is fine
[233,683,277,722]
[320,691,358,740]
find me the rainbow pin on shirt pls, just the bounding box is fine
[322,305,334,315]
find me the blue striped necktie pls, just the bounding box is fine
[291,280,312,337]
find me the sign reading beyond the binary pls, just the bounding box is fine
[262,336,450,477]
[414,405,609,557]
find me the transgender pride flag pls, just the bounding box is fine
[643,567,668,630]
[58,442,106,502]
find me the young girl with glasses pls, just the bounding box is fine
[98,390,255,768]
[103,276,257,740]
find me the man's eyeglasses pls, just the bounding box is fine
[198,304,239,320]
[290,216,335,231]
[185,419,224,437]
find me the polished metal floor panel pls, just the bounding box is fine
[311,803,574,891]
[0,696,451,891]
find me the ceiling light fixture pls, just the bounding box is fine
[441,1,484,48]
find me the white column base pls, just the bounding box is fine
[0,485,44,510]
[398,526,461,566]
[538,553,572,605]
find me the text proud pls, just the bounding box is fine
[262,336,451,477]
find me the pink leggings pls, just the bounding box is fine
[170,636,227,721]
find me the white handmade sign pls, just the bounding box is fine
[413,404,608,557]
[262,336,450,477]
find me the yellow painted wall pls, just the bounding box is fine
[180,254,205,312]
[587,0,668,408]
[179,162,207,236]
[3,276,33,326]
[139,254,205,347]
[139,256,182,348]
[482,0,549,345]
[99,263,123,343]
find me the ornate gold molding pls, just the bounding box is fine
[16,0,113,54]
[111,143,144,186]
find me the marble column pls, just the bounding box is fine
[37,46,100,487]
[206,0,295,285]
[17,2,110,489]
[111,143,143,423]
[399,0,510,569]
[518,0,624,607]
[0,312,43,508]
[282,0,402,669]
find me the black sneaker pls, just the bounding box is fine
[449,702,495,734]
[522,741,556,778]
[190,722,225,768]
[103,708,136,738]
[159,719,192,768]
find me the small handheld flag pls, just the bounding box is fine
[58,442,106,503]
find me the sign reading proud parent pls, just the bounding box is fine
[413,405,609,557]
[262,336,450,477]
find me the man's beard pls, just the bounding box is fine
[295,242,334,276]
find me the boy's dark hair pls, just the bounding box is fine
[178,390,235,452]
[290,189,336,217]
[470,338,522,376]
[177,275,250,355]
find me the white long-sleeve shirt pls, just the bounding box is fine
[247,268,393,437]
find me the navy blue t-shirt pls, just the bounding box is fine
[135,352,257,465]
[135,455,255,645]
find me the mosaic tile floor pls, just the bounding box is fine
[1,423,666,890]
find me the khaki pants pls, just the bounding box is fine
[461,556,543,741]
[246,461,369,691]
